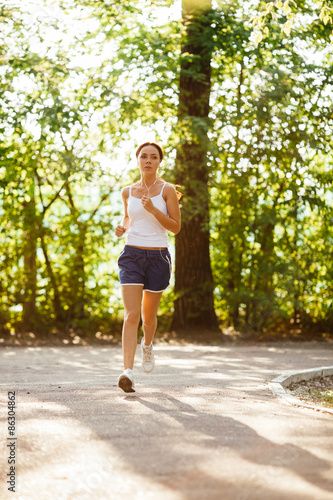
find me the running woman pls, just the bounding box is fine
[115,142,181,392]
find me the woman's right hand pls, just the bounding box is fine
[115,225,127,237]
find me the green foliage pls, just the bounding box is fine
[0,0,332,339]
[0,1,124,334]
[250,0,333,46]
[209,19,333,335]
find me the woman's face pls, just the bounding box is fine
[137,145,161,176]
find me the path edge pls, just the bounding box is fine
[269,366,333,415]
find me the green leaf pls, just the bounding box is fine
[283,2,291,16]
[253,30,263,47]
[323,14,331,25]
[283,20,292,35]
[265,2,275,14]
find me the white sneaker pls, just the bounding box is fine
[141,338,155,373]
[118,369,135,393]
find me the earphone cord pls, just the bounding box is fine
[144,178,157,197]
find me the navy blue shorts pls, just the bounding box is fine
[118,245,172,293]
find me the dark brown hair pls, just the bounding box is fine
[135,142,164,161]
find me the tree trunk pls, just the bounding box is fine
[69,228,87,320]
[172,0,218,330]
[226,237,241,328]
[22,183,38,330]
[250,183,285,331]
[40,230,65,322]
[251,221,275,331]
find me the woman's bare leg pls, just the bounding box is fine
[141,291,163,346]
[121,285,143,370]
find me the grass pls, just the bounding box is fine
[288,376,333,409]
[308,388,333,408]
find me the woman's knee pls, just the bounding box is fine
[142,315,157,329]
[124,310,141,326]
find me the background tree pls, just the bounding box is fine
[172,0,218,330]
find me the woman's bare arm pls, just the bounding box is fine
[141,184,181,235]
[115,187,130,237]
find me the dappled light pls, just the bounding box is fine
[1,344,333,498]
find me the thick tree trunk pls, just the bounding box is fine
[172,0,218,330]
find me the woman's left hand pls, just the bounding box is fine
[141,195,155,213]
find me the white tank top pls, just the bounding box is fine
[126,182,169,248]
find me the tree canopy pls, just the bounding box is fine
[0,0,332,343]
[250,0,333,45]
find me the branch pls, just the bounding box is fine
[43,181,68,214]
[89,189,113,221]
[34,167,46,212]
[64,179,78,216]
[34,166,70,216]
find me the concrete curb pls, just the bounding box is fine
[269,366,333,415]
